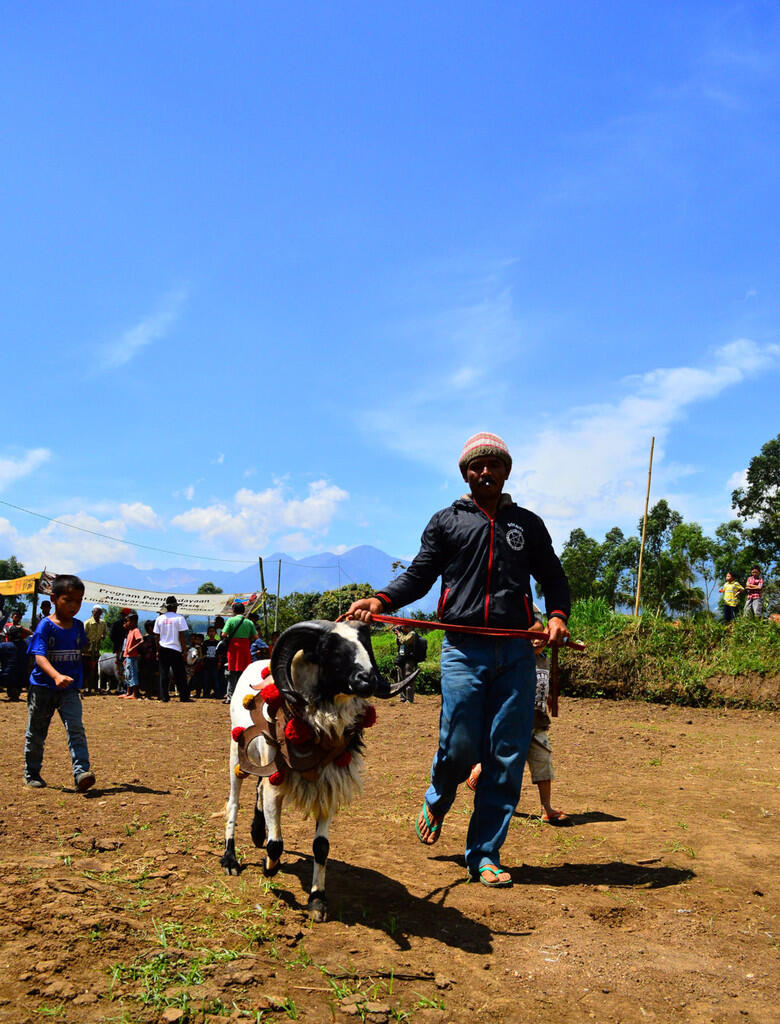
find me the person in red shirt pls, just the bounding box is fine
[744,567,764,618]
[121,613,144,700]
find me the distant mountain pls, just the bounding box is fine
[81,545,434,612]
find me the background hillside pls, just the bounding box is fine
[80,545,437,614]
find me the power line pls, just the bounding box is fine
[0,498,359,572]
[0,498,254,564]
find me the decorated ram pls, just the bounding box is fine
[221,620,415,921]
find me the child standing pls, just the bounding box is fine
[24,574,95,792]
[121,613,143,700]
[719,572,744,623]
[202,625,220,698]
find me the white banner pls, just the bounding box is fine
[80,580,248,617]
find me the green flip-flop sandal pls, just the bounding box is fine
[415,801,442,845]
[469,864,513,888]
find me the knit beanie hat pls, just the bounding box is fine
[458,432,512,480]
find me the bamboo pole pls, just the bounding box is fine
[634,436,655,616]
[274,559,281,632]
[258,557,268,641]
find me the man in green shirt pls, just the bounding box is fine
[222,600,258,704]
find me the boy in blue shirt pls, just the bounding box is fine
[24,574,95,792]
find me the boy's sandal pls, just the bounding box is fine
[541,810,572,826]
[415,801,442,845]
[466,765,481,791]
[469,864,513,888]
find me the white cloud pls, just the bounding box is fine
[213,453,225,465]
[364,336,780,547]
[726,469,747,492]
[172,480,348,554]
[98,287,187,372]
[0,512,129,574]
[0,501,166,574]
[0,448,51,490]
[118,502,162,529]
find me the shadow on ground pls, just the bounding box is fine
[512,809,627,825]
[266,853,499,953]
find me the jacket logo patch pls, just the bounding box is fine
[506,523,525,551]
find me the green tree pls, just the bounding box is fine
[314,583,374,621]
[266,591,321,634]
[637,500,685,614]
[712,520,759,584]
[560,529,603,603]
[670,522,717,614]
[197,582,223,594]
[599,527,639,609]
[731,433,780,568]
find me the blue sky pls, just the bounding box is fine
[2,2,779,580]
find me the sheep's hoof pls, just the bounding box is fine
[220,854,241,877]
[307,891,327,922]
[263,857,281,877]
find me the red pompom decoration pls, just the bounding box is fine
[260,683,282,709]
[361,705,377,728]
[261,666,271,679]
[284,717,314,745]
[334,751,352,768]
[268,769,285,786]
[231,726,246,743]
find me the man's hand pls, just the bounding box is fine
[345,597,383,623]
[547,616,571,647]
[529,619,547,652]
[54,673,74,689]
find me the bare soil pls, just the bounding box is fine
[0,691,777,1024]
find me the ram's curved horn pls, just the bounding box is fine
[270,620,332,707]
[387,666,420,698]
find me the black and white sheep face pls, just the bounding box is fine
[270,619,409,708]
[317,622,385,699]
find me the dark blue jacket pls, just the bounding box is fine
[376,495,570,630]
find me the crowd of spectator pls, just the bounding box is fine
[0,593,280,703]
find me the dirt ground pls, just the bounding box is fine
[0,689,777,1024]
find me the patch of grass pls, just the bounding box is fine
[665,840,696,859]
[123,816,150,837]
[34,1004,64,1017]
[563,602,780,709]
[285,944,312,970]
[413,994,445,1010]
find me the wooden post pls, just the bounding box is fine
[30,581,39,628]
[258,557,268,641]
[634,436,655,617]
[274,559,282,632]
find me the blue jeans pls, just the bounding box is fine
[424,634,536,873]
[125,658,139,689]
[25,685,91,781]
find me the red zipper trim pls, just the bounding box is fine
[437,587,450,617]
[484,516,495,626]
[523,594,531,627]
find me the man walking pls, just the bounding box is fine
[347,432,570,888]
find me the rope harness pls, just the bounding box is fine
[338,612,585,718]
[235,679,364,781]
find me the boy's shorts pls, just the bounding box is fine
[526,729,554,784]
